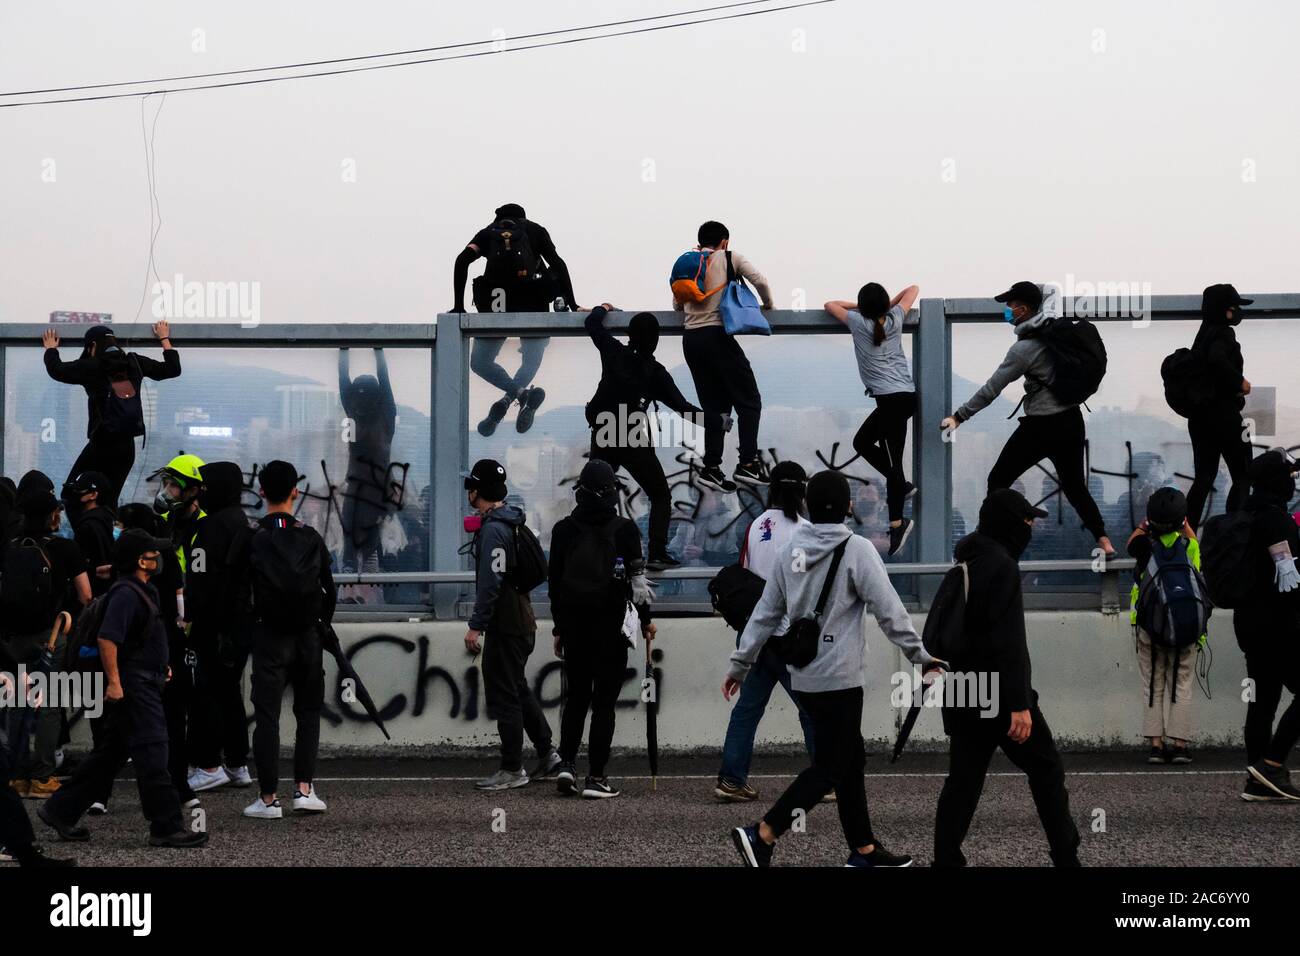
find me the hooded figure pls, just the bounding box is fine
[338,348,397,573]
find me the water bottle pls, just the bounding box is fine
[613,557,626,583]
[553,297,570,313]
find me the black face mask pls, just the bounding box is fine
[1005,521,1034,559]
[979,515,1034,559]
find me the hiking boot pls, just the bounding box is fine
[845,841,912,868]
[475,769,529,791]
[531,749,562,779]
[887,518,914,557]
[149,830,210,849]
[13,845,77,868]
[715,779,758,803]
[516,387,546,433]
[733,460,770,488]
[37,804,90,842]
[1248,761,1300,800]
[25,777,60,800]
[477,395,512,437]
[581,776,620,799]
[731,824,773,868]
[188,767,231,793]
[1241,776,1284,802]
[647,551,681,572]
[1147,746,1169,765]
[696,466,736,494]
[556,762,578,796]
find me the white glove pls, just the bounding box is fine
[176,592,186,626]
[630,573,655,607]
[1274,555,1300,593]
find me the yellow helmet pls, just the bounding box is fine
[161,453,205,488]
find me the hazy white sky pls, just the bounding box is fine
[1,0,1297,329]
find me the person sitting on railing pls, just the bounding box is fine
[940,281,1115,561]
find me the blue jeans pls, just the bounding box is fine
[719,644,815,785]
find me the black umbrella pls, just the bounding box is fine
[891,701,923,763]
[644,639,658,790]
[320,623,391,741]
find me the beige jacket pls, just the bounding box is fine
[674,249,774,330]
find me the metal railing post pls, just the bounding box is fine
[431,314,468,618]
[914,298,952,608]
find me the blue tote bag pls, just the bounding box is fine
[719,251,771,336]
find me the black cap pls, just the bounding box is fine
[993,280,1044,313]
[257,460,301,502]
[806,471,851,524]
[113,528,169,569]
[18,489,62,519]
[495,203,526,220]
[463,458,508,502]
[577,459,616,494]
[769,460,807,487]
[84,325,116,345]
[66,471,110,496]
[1202,283,1253,311]
[1146,486,1188,533]
[1249,449,1299,497]
[979,488,1048,526]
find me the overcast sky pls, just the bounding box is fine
[1,0,1297,330]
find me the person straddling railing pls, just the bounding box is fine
[825,282,921,556]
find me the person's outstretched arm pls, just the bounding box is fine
[852,538,933,667]
[891,284,920,314]
[375,348,395,417]
[42,329,94,384]
[134,322,181,380]
[452,246,480,313]
[824,300,856,326]
[584,304,616,354]
[337,349,356,417]
[950,345,1031,424]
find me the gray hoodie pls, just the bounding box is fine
[728,522,932,693]
[468,504,533,634]
[955,285,1072,421]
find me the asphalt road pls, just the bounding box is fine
[11,749,1298,867]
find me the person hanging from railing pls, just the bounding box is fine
[338,348,397,574]
[825,282,921,556]
[584,303,706,570]
[452,203,580,436]
[939,281,1115,560]
[673,220,774,494]
[42,321,180,512]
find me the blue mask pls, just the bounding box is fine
[1002,306,1017,324]
[112,526,122,540]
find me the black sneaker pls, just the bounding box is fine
[733,460,770,488]
[887,518,914,557]
[149,830,210,849]
[37,804,90,843]
[477,395,512,437]
[581,776,620,799]
[1241,776,1283,802]
[731,824,773,868]
[696,466,736,494]
[516,387,546,433]
[556,762,578,796]
[1247,761,1300,800]
[13,845,77,868]
[1147,746,1169,765]
[845,841,913,868]
[646,551,681,572]
[1166,746,1193,765]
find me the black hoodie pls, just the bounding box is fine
[44,343,181,440]
[945,527,1034,733]
[187,461,253,630]
[1190,303,1246,413]
[547,494,648,635]
[1238,456,1300,631]
[71,506,116,598]
[584,306,702,430]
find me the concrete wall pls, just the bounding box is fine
[308,610,1249,754]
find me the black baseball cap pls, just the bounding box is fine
[994,280,1044,313]
[806,471,851,524]
[463,458,508,501]
[1146,486,1188,533]
[66,471,110,496]
[84,325,117,345]
[1202,283,1253,310]
[979,488,1048,525]
[113,528,169,569]
[769,460,807,488]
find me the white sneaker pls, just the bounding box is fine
[183,797,202,811]
[474,769,529,791]
[224,765,253,788]
[293,786,327,814]
[243,797,282,820]
[188,767,231,793]
[87,802,109,816]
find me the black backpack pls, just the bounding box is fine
[249,522,325,628]
[560,517,624,598]
[0,535,59,635]
[505,521,548,594]
[96,351,146,439]
[708,564,768,632]
[483,217,540,284]
[66,577,159,665]
[1031,317,1107,406]
[1200,510,1256,609]
[921,562,970,668]
[1160,348,1214,419]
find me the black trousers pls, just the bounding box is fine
[67,434,136,511]
[1235,611,1300,765]
[0,727,35,853]
[590,434,671,557]
[558,627,629,778]
[764,687,875,850]
[934,705,1081,867]
[188,622,250,771]
[250,623,324,796]
[987,407,1107,540]
[853,392,916,521]
[46,670,184,838]
[682,326,761,468]
[1186,410,1253,529]
[482,629,552,772]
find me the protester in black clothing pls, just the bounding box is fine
[933,488,1082,867]
[3,490,91,796]
[463,458,559,790]
[39,530,209,849]
[548,460,655,799]
[1185,284,1255,530]
[64,471,115,598]
[42,321,180,510]
[1233,450,1300,801]
[185,462,254,794]
[339,348,397,572]
[584,303,706,569]
[453,204,579,436]
[229,460,335,819]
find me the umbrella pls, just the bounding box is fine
[891,700,923,763]
[644,639,658,790]
[320,623,391,741]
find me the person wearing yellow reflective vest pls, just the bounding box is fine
[151,454,207,809]
[1126,487,1207,766]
